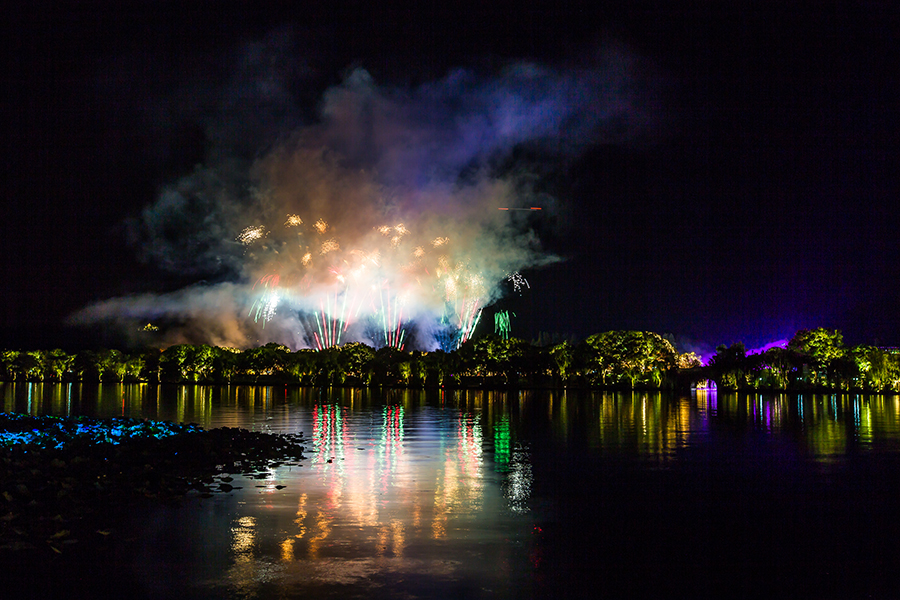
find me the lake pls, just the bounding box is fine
[4,383,900,599]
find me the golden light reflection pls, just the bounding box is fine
[376,519,406,557]
[694,388,711,417]
[231,516,257,555]
[228,515,260,594]
[391,519,405,556]
[579,391,706,458]
[2,383,15,413]
[293,493,308,539]
[280,538,294,562]
[307,509,332,559]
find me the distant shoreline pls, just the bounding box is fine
[2,328,898,392]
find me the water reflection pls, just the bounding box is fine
[6,383,900,462]
[172,389,530,596]
[568,391,705,458]
[9,385,900,598]
[702,391,900,459]
[10,383,900,596]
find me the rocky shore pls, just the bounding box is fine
[0,413,307,554]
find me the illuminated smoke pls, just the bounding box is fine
[70,35,649,350]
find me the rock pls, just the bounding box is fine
[0,413,308,555]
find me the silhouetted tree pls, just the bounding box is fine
[708,342,748,390]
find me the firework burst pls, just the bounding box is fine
[507,271,530,293]
[249,274,281,325]
[238,226,267,245]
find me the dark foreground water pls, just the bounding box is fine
[4,383,900,599]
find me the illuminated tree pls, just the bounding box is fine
[676,351,702,370]
[788,328,845,386]
[372,346,406,386]
[577,331,677,388]
[32,349,72,381]
[758,347,802,389]
[241,344,290,381]
[159,345,192,382]
[549,341,575,383]
[505,338,540,385]
[337,342,375,385]
[210,347,239,383]
[12,352,41,381]
[122,353,146,383]
[852,346,900,392]
[0,350,20,381]
[708,342,748,390]
[397,359,412,384]
[422,349,457,387]
[407,351,429,387]
[446,334,541,386]
[310,346,342,385]
[284,349,317,384]
[94,349,128,382]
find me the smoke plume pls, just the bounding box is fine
[71,36,648,350]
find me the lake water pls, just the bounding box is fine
[5,383,900,599]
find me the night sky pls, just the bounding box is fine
[3,1,899,355]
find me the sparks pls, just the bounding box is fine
[507,271,530,293]
[320,239,340,254]
[249,274,281,325]
[238,225,267,245]
[495,310,513,339]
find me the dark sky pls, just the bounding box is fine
[3,1,899,354]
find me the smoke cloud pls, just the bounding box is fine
[71,36,649,350]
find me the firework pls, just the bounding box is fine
[376,286,408,350]
[249,274,281,325]
[238,225,267,245]
[495,310,513,339]
[433,261,487,348]
[313,296,344,349]
[86,66,596,351]
[308,266,370,349]
[350,249,380,266]
[457,301,482,346]
[237,208,523,350]
[320,239,340,254]
[507,271,530,293]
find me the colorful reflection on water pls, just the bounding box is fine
[5,383,900,597]
[5,382,900,461]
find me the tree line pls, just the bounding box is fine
[1,328,898,392]
[706,328,900,392]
